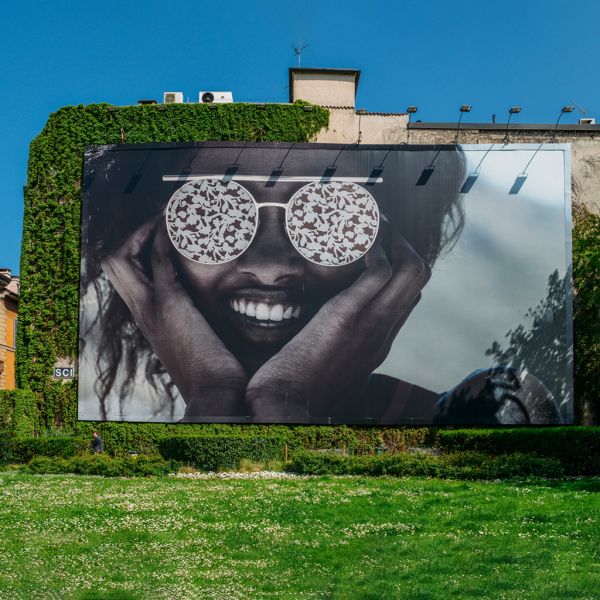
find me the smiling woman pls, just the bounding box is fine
[78,141,563,425]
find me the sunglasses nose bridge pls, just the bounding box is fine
[236,205,304,284]
[255,202,288,210]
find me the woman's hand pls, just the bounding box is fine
[101,215,248,420]
[245,233,430,421]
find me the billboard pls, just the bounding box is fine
[78,142,573,425]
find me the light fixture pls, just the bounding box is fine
[137,99,157,105]
[356,108,368,115]
[552,106,574,141]
[509,173,528,195]
[455,105,473,143]
[303,105,315,112]
[504,106,522,144]
[513,105,570,192]
[406,106,418,144]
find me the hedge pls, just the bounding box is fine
[435,427,600,475]
[70,422,433,458]
[287,450,564,479]
[9,436,90,464]
[25,454,175,477]
[158,435,284,471]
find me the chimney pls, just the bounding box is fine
[289,68,361,108]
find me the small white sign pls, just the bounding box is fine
[53,367,74,379]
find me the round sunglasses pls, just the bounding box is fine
[165,178,380,267]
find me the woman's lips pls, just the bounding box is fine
[229,297,301,323]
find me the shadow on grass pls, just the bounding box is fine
[507,477,600,493]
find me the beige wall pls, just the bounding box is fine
[314,108,409,145]
[292,72,357,107]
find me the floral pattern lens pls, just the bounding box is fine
[286,181,380,266]
[166,179,257,264]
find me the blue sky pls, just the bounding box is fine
[1,0,599,274]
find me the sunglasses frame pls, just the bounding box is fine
[165,178,380,267]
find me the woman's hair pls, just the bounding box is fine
[81,144,466,419]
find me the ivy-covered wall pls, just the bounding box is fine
[17,102,329,429]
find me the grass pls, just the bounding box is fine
[0,472,598,599]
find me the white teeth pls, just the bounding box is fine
[256,302,269,320]
[231,299,301,322]
[269,304,284,322]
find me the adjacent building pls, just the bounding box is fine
[290,67,600,212]
[0,268,19,390]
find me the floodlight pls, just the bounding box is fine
[561,106,575,113]
[406,106,418,114]
[504,107,523,144]
[455,105,473,143]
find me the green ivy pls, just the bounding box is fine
[17,102,329,429]
[0,389,40,436]
[572,203,600,422]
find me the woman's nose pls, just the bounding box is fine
[236,206,304,285]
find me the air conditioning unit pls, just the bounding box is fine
[199,91,233,104]
[579,117,596,125]
[163,92,184,104]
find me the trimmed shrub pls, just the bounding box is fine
[25,454,175,477]
[287,450,564,479]
[10,436,89,464]
[435,427,600,475]
[70,422,434,458]
[158,435,284,471]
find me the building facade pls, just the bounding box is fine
[290,67,600,213]
[0,268,19,390]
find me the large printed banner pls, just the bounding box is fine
[78,142,573,425]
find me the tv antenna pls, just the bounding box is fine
[292,42,309,67]
[570,100,587,116]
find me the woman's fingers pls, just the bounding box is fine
[321,242,392,319]
[151,221,197,310]
[366,232,430,321]
[101,214,163,318]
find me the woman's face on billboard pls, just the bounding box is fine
[173,181,364,356]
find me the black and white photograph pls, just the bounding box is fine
[78,142,573,425]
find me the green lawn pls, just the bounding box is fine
[0,473,598,599]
